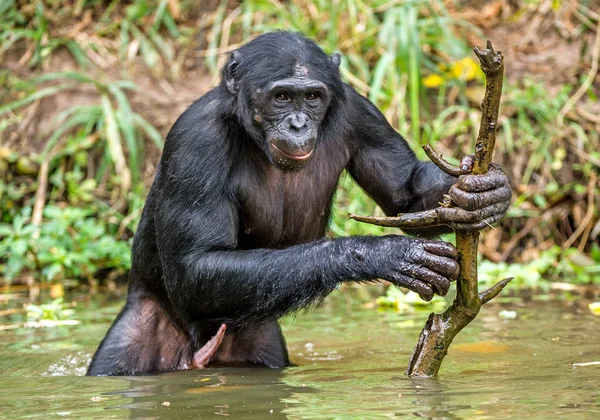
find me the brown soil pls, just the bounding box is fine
[457,0,597,86]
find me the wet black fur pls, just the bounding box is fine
[88,32,456,376]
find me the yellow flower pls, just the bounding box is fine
[450,57,481,81]
[423,73,444,88]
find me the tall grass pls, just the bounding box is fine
[0,72,163,195]
[207,0,475,146]
[1,0,598,268]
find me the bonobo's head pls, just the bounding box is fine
[221,32,345,170]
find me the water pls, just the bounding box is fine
[1,290,599,419]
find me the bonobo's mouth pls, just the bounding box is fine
[270,143,314,161]
[269,141,315,171]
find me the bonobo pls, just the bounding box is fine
[88,32,511,375]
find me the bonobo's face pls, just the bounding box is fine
[221,33,344,172]
[256,72,330,171]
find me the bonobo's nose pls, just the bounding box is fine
[287,113,307,131]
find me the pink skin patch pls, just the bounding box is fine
[192,324,227,369]
[294,66,309,77]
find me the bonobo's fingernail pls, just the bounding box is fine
[461,164,469,173]
[419,292,433,302]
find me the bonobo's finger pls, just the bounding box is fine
[449,215,501,231]
[407,265,452,296]
[420,241,459,280]
[192,324,226,369]
[438,201,509,224]
[422,241,458,259]
[449,184,512,211]
[457,166,509,192]
[460,155,475,174]
[389,272,434,301]
[418,252,460,281]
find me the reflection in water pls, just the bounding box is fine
[108,368,313,419]
[1,295,600,419]
[406,379,463,419]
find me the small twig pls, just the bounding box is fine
[31,158,50,240]
[422,144,461,176]
[480,277,513,304]
[348,209,442,228]
[563,172,597,249]
[576,105,600,125]
[499,218,538,261]
[116,207,143,239]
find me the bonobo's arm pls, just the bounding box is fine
[345,87,510,235]
[151,108,459,327]
[155,179,458,326]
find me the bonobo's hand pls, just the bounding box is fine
[438,156,511,231]
[374,236,460,301]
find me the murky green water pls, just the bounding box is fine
[1,290,599,419]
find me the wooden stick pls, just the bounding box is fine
[405,41,509,377]
[349,41,511,377]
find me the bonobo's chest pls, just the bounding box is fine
[235,145,349,249]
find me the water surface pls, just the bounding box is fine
[1,290,599,419]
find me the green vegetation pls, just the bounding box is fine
[1,0,598,295]
[25,297,75,322]
[1,72,163,193]
[0,205,130,283]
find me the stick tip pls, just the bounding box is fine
[480,277,513,304]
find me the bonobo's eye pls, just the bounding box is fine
[305,92,320,102]
[274,92,291,102]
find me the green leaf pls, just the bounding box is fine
[129,25,160,69]
[4,255,25,279]
[11,238,28,255]
[0,224,14,237]
[0,82,74,115]
[30,71,98,85]
[43,263,63,281]
[43,205,62,219]
[101,93,130,190]
[109,85,139,181]
[44,105,102,157]
[369,52,393,104]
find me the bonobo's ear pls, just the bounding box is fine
[224,51,241,95]
[330,53,341,69]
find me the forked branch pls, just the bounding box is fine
[350,41,511,377]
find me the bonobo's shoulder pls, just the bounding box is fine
[172,89,222,132]
[159,88,232,180]
[341,84,387,123]
[164,89,226,150]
